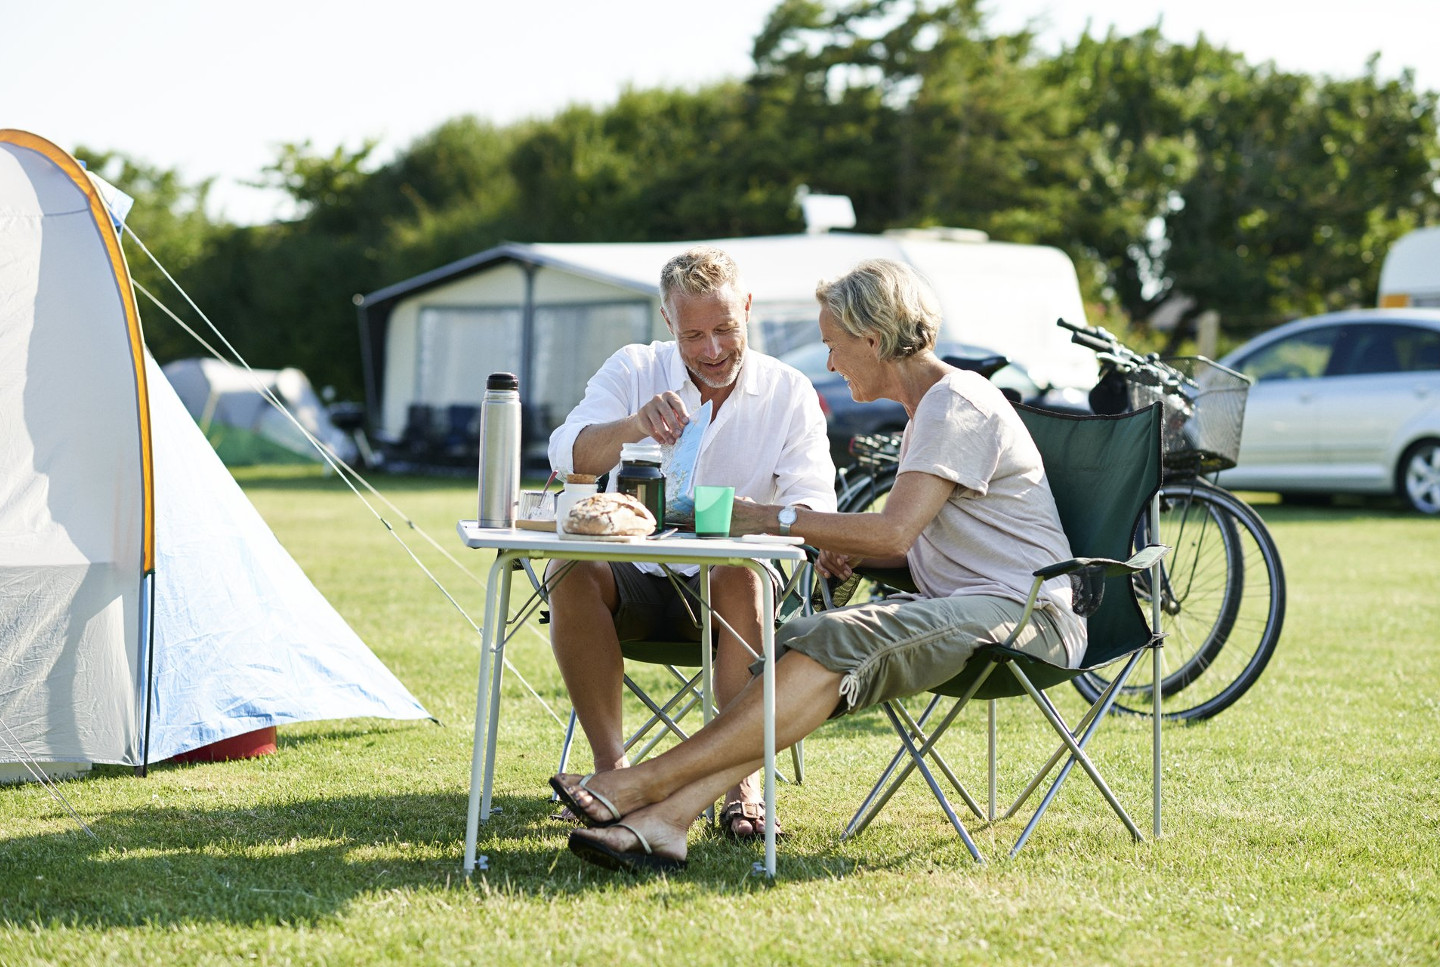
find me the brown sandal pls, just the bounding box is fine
[718,800,786,840]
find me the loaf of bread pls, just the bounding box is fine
[563,492,656,536]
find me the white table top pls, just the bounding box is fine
[456,521,807,565]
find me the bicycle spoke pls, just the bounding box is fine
[1078,482,1284,720]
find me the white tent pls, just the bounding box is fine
[162,357,358,466]
[0,129,430,774]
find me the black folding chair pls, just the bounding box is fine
[842,403,1168,860]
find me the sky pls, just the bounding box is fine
[5,0,1436,224]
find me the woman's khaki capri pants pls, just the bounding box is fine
[768,594,1071,716]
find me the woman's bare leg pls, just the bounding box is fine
[556,651,843,827]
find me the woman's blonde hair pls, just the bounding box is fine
[815,258,941,360]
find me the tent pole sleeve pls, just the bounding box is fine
[140,571,158,776]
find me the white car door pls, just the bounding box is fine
[1313,324,1440,490]
[1226,324,1343,487]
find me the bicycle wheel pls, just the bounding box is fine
[837,465,896,514]
[1074,481,1286,720]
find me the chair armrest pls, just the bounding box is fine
[1031,544,1170,619]
[1032,544,1169,581]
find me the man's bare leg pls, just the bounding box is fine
[709,566,770,834]
[546,559,629,772]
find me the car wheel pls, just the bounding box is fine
[1398,439,1440,515]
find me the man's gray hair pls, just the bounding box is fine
[659,245,745,311]
[815,258,941,360]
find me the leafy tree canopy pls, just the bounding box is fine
[78,0,1440,398]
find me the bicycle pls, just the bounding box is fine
[832,322,1286,721]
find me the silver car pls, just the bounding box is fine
[1216,308,1440,514]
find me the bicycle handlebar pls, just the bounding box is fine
[1056,317,1194,393]
[1057,317,1122,355]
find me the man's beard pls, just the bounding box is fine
[692,349,744,389]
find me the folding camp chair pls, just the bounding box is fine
[527,556,811,783]
[842,402,1167,861]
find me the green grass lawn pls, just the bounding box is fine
[3,475,1437,966]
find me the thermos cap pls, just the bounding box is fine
[486,372,519,391]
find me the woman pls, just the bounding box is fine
[551,258,1085,872]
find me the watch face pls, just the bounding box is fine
[779,507,797,524]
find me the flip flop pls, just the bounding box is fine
[548,773,622,828]
[568,823,687,874]
[718,800,786,841]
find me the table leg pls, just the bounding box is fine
[700,567,712,727]
[464,549,516,875]
[481,553,517,819]
[742,560,778,877]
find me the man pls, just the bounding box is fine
[546,245,836,838]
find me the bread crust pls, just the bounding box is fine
[563,492,656,536]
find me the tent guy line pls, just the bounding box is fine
[0,717,99,840]
[126,234,568,733]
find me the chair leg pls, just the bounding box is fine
[843,695,945,838]
[844,656,1001,839]
[889,698,985,819]
[1007,663,1144,856]
[623,671,703,760]
[1002,687,1110,819]
[988,700,997,822]
[843,694,985,847]
[879,701,984,862]
[552,708,579,795]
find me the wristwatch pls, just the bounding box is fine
[777,504,799,536]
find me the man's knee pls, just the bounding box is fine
[710,565,764,601]
[546,559,619,613]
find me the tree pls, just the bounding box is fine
[73,148,233,365]
[1166,58,1440,333]
[1049,32,1440,339]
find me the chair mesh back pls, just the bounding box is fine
[1015,403,1164,668]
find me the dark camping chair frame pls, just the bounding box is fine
[840,403,1169,860]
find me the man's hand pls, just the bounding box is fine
[633,391,690,445]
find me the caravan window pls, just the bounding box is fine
[532,301,650,429]
[416,305,523,405]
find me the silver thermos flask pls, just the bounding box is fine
[477,372,521,528]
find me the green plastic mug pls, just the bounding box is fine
[693,485,735,538]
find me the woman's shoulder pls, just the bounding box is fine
[919,369,1009,416]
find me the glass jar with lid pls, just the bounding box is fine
[615,441,664,533]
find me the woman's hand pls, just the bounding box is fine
[815,549,863,581]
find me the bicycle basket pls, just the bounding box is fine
[1125,357,1251,473]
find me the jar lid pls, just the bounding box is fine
[620,441,663,464]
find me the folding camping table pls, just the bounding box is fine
[457,522,807,877]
